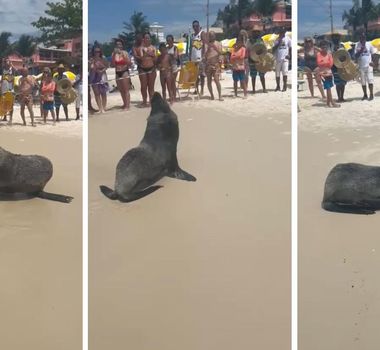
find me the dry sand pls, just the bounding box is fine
[89,73,291,349]
[0,104,82,350]
[299,76,380,349]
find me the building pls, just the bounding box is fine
[242,0,292,32]
[150,22,165,43]
[7,36,82,71]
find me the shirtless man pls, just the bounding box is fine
[157,43,175,104]
[18,67,37,126]
[205,31,223,101]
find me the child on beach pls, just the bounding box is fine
[18,67,37,126]
[230,37,248,98]
[157,43,175,104]
[41,67,57,123]
[316,41,340,108]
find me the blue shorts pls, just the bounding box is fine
[323,76,334,90]
[43,101,55,111]
[232,70,245,82]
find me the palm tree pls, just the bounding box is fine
[361,0,379,33]
[0,32,13,59]
[14,35,37,58]
[119,11,155,50]
[342,0,361,33]
[253,0,276,32]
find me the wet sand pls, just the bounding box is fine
[0,124,82,350]
[89,74,291,349]
[299,76,380,349]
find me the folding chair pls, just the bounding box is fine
[176,61,200,100]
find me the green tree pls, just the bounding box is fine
[342,0,361,34]
[361,0,379,33]
[14,35,37,58]
[253,0,276,31]
[0,32,13,59]
[31,0,82,45]
[118,11,157,50]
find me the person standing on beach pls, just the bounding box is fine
[135,32,157,107]
[238,29,250,85]
[111,38,132,110]
[331,34,347,102]
[157,43,175,104]
[73,66,82,120]
[273,28,291,92]
[204,31,223,101]
[230,37,248,99]
[89,46,109,113]
[18,67,37,126]
[166,34,180,101]
[355,32,375,101]
[190,20,207,95]
[316,41,340,108]
[0,59,16,122]
[54,64,70,121]
[247,29,267,93]
[300,37,325,99]
[41,68,57,124]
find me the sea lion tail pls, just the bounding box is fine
[99,185,119,200]
[37,191,73,203]
[119,186,163,203]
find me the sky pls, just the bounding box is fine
[0,0,60,41]
[89,0,227,43]
[299,0,380,39]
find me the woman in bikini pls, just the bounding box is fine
[89,46,109,113]
[205,31,223,101]
[301,37,325,99]
[111,39,131,110]
[135,33,157,107]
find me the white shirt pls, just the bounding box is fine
[191,30,204,62]
[275,36,291,61]
[355,41,375,69]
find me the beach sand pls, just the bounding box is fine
[299,76,380,349]
[89,73,291,349]
[0,105,82,350]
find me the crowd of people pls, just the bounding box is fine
[0,58,82,126]
[298,31,378,108]
[89,20,292,112]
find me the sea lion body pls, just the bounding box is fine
[0,147,73,203]
[100,92,196,202]
[322,163,380,215]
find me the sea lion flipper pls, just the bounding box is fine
[99,185,118,200]
[37,191,74,204]
[118,186,163,203]
[322,201,376,215]
[168,168,197,182]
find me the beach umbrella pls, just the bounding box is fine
[371,38,380,50]
[175,42,187,54]
[53,71,76,82]
[221,38,236,53]
[342,41,353,50]
[262,33,278,49]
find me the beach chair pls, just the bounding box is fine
[176,61,200,100]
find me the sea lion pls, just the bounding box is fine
[100,92,196,202]
[0,147,73,203]
[322,163,380,215]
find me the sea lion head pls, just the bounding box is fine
[149,92,178,123]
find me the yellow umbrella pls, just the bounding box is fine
[371,38,380,50]
[228,38,236,48]
[342,41,353,50]
[262,33,279,49]
[175,42,187,54]
[53,71,76,82]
